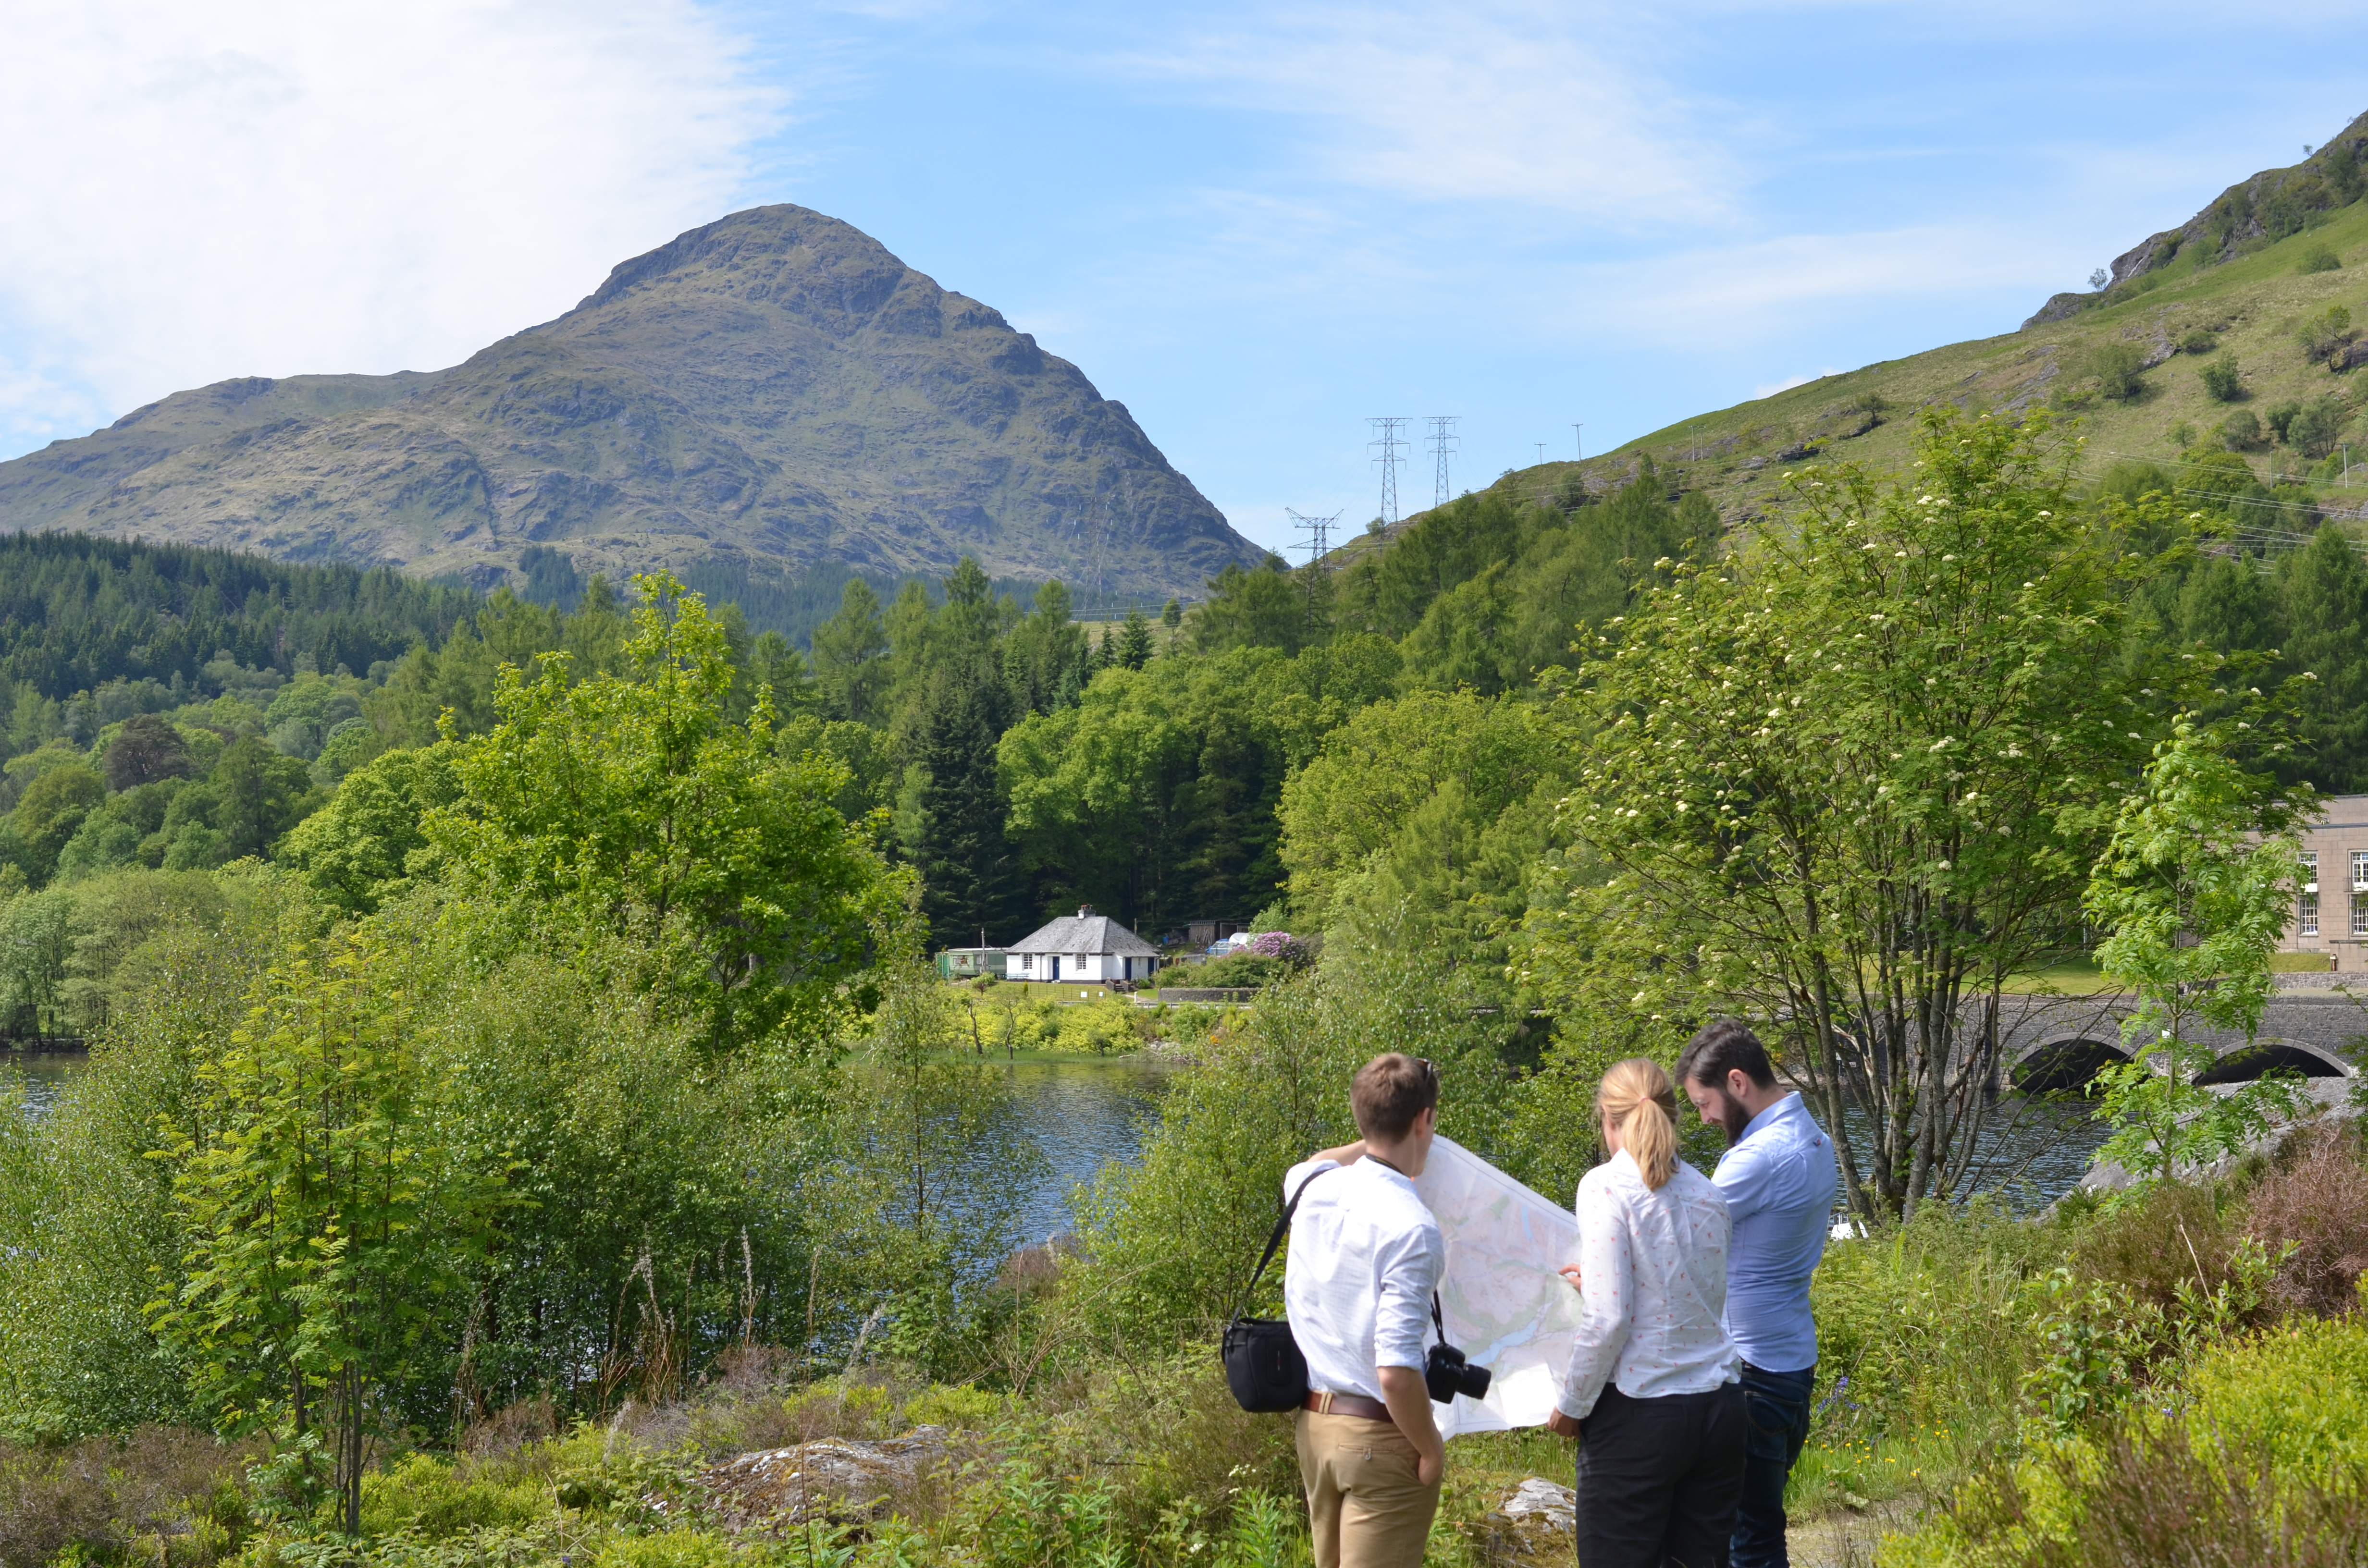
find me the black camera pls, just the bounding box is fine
[1425,1341,1492,1404]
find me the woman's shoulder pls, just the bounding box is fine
[1578,1152,1643,1202]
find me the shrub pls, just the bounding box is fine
[1181,950,1289,989]
[1807,1202,2072,1447]
[1899,1315,2368,1567]
[2286,393,2354,459]
[2085,341,2147,401]
[0,1426,251,1568]
[356,1451,545,1538]
[2199,355,2245,402]
[2219,408,2266,450]
[2298,304,2357,365]
[2242,1126,2368,1316]
[1245,931,1315,968]
[2072,1178,2239,1315]
[2300,241,2344,273]
[2179,327,2220,355]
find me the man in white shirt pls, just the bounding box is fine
[1280,1054,1448,1568]
[1679,1019,1839,1568]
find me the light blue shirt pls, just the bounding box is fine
[1711,1092,1836,1373]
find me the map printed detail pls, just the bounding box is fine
[1412,1136,1581,1436]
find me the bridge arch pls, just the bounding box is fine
[2194,1036,2353,1084]
[2012,1037,2133,1093]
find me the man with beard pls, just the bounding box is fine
[1677,1020,1837,1568]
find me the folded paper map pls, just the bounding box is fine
[1412,1135,1582,1436]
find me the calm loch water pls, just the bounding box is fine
[6,1049,2106,1234]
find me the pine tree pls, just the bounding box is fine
[811,579,890,724]
[1118,608,1154,670]
[2279,524,2368,790]
[913,671,1014,946]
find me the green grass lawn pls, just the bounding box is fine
[2002,957,2121,995]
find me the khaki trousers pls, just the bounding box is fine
[1295,1409,1442,1568]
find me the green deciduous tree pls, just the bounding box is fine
[1278,689,1564,939]
[278,744,463,916]
[1192,557,1318,655]
[426,573,905,1052]
[2083,719,2312,1185]
[149,940,506,1534]
[1516,409,2183,1220]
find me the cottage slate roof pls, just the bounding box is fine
[1008,912,1159,957]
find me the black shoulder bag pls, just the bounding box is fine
[1221,1165,1333,1412]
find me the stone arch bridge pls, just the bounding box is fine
[1996,989,2365,1092]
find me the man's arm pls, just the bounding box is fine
[1307,1138,1367,1169]
[1712,1139,1773,1225]
[1378,1366,1444,1484]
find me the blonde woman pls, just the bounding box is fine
[1544,1059,1744,1568]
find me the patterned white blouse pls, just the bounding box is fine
[1554,1148,1740,1421]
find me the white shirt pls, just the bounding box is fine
[1712,1092,1836,1372]
[1555,1150,1739,1421]
[1281,1156,1445,1402]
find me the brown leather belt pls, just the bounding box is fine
[1303,1390,1393,1422]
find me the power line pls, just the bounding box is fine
[1426,416,1459,509]
[1368,417,1409,527]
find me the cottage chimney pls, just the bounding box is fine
[1079,905,1095,918]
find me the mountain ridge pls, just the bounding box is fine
[1421,111,2368,550]
[0,206,1258,601]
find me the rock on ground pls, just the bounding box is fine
[698,1425,949,1531]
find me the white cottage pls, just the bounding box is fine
[1007,906,1161,984]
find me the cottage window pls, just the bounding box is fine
[2353,852,2368,937]
[2301,852,2319,937]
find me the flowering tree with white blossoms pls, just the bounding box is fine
[1517,407,2252,1220]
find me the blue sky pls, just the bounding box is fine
[0,3,2357,555]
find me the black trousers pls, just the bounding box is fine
[1574,1382,1748,1568]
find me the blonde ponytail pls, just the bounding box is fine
[1597,1058,1679,1190]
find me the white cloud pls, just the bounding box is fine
[0,0,777,457]
[1103,3,1733,226]
[1556,223,2092,349]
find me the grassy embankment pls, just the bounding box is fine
[1324,205,2368,569]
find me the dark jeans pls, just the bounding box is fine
[1574,1382,1747,1568]
[1731,1363,1816,1568]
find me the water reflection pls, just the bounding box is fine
[5,1049,2109,1218]
[1833,1093,2110,1212]
[3,1051,87,1120]
[998,1056,1176,1244]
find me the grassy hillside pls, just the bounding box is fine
[1396,168,2368,544]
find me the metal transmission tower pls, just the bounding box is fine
[1286,508,1340,568]
[1368,417,1410,527]
[1425,416,1460,509]
[1286,508,1342,629]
